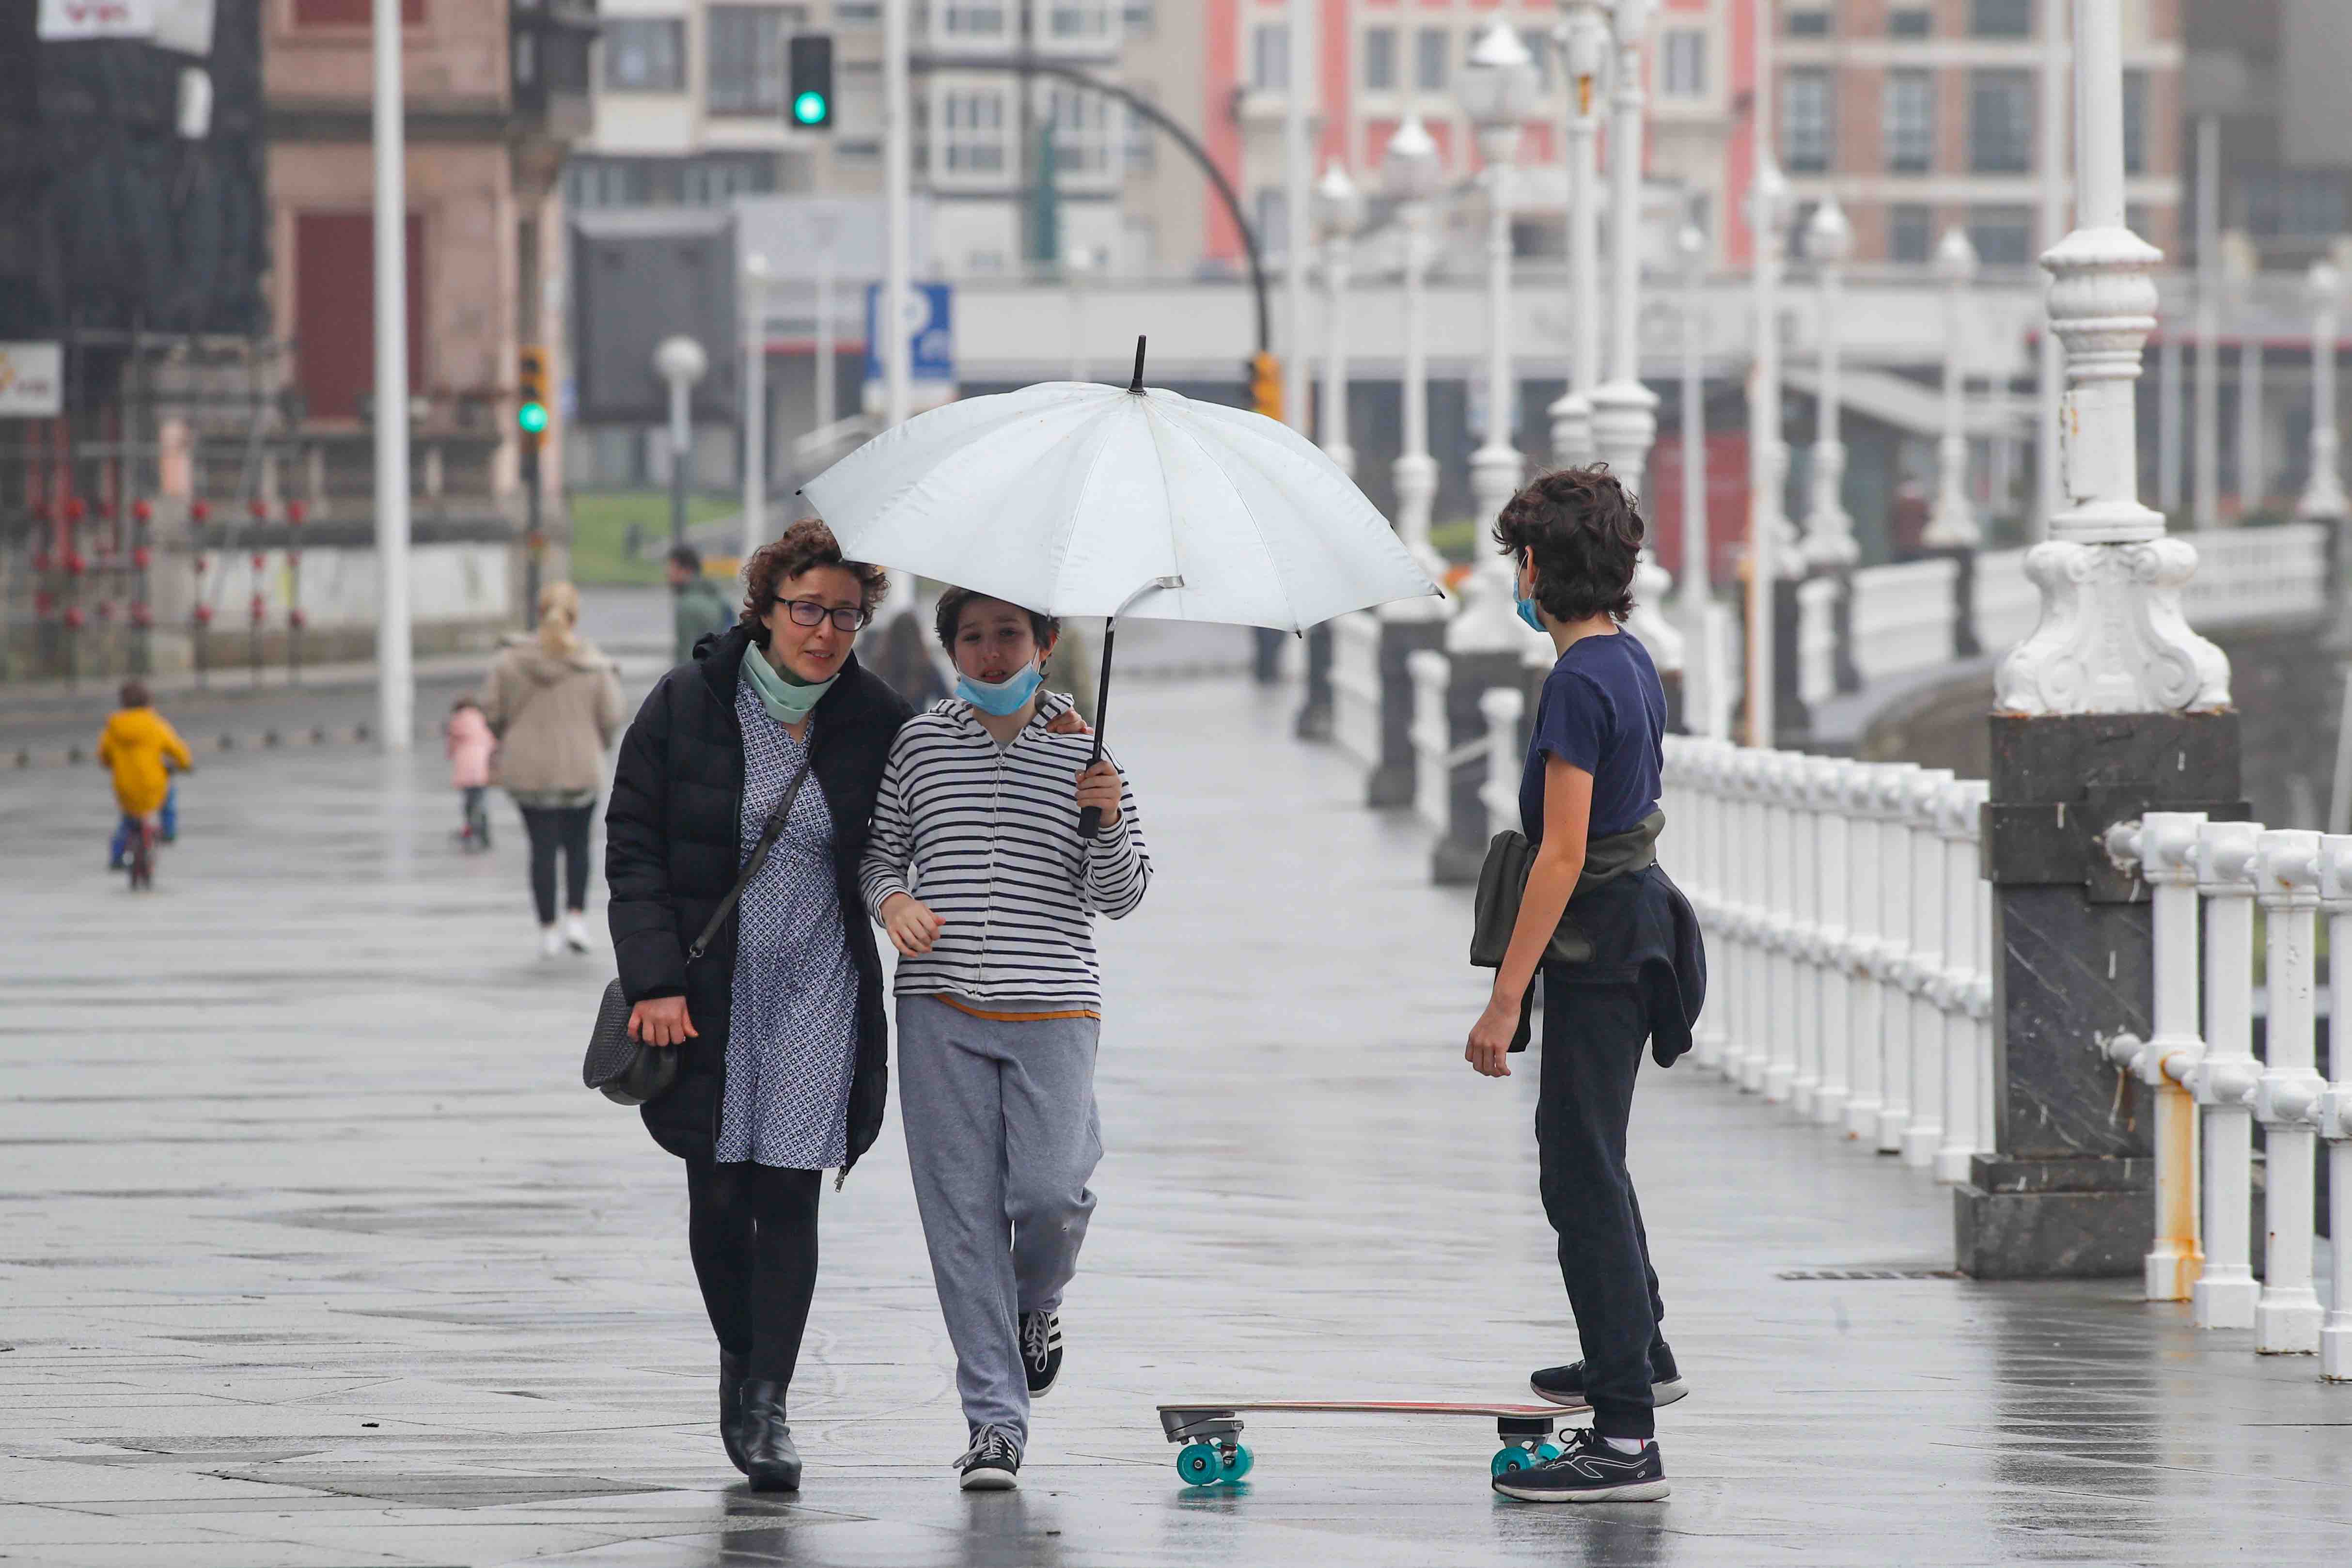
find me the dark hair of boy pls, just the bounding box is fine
[668,544,702,575]
[119,679,150,709]
[932,587,1060,665]
[1489,464,1646,624]
[451,694,481,712]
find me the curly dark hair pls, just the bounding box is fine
[933,587,1059,669]
[740,519,890,643]
[1490,464,1645,625]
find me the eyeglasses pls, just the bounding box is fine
[775,597,870,632]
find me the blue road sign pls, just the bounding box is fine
[863,282,954,386]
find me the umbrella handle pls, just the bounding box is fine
[1078,617,1117,840]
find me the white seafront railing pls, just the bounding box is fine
[1658,736,1995,1183]
[1330,609,1384,772]
[2101,817,2352,1381]
[1850,556,1959,686]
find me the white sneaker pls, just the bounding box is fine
[539,924,563,960]
[562,912,592,954]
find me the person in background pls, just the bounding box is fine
[445,695,496,851]
[479,582,625,958]
[100,679,192,870]
[672,545,737,666]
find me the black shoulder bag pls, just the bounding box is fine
[583,756,816,1106]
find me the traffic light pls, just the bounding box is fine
[787,34,833,129]
[1248,351,1282,423]
[517,345,549,449]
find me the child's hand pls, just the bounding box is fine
[880,892,945,956]
[1465,992,1519,1077]
[1074,761,1122,829]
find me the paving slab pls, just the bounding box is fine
[4,662,2351,1566]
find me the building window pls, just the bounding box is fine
[563,153,778,210]
[1047,2,1111,42]
[1889,204,1933,263]
[1969,69,2032,173]
[1889,7,1931,36]
[1123,1,1154,32]
[838,2,880,23]
[1883,70,1933,173]
[1661,30,1705,98]
[2122,69,2148,176]
[941,86,1010,174]
[1968,205,2033,265]
[602,18,684,92]
[1124,86,1156,172]
[1415,28,1448,93]
[940,3,1009,39]
[1254,188,1289,257]
[1782,70,1833,173]
[1788,8,1831,36]
[2245,170,2352,237]
[1252,22,1289,90]
[1045,85,1113,177]
[708,6,810,116]
[1971,0,2033,37]
[1364,27,1396,92]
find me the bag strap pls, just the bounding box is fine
[686,755,816,962]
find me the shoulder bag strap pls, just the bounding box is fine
[685,755,816,962]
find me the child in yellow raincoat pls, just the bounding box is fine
[99,680,192,869]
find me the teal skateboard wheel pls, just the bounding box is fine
[1223,1444,1254,1481]
[1535,1442,1562,1463]
[1491,1443,1536,1479]
[1177,1442,1223,1486]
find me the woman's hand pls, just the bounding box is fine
[1046,709,1091,736]
[1074,761,1122,829]
[1465,988,1521,1078]
[880,892,945,956]
[628,996,697,1048]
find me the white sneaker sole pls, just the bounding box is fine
[1531,1376,1689,1410]
[1493,1476,1671,1504]
[958,1466,1019,1491]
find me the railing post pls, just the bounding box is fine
[1786,755,1825,1114]
[1478,686,1526,837]
[2253,829,2326,1355]
[2191,820,2263,1330]
[1873,763,1921,1152]
[1904,767,1957,1168]
[2317,834,2352,1380]
[1935,780,1990,1183]
[1812,759,1857,1126]
[1761,752,1800,1103]
[1432,649,1526,884]
[1842,761,1887,1140]
[1723,749,1762,1087]
[1741,749,1775,1094]
[1406,649,1451,835]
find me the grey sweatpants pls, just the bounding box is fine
[896,995,1103,1446]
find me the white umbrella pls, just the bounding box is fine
[802,339,1444,831]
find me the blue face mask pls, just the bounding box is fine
[1515,589,1544,633]
[957,663,1046,717]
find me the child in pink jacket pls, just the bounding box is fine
[446,696,495,851]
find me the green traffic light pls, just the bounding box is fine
[794,90,828,125]
[518,401,549,434]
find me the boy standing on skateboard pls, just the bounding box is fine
[1462,468,1703,1505]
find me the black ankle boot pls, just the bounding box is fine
[739,1379,801,1491]
[719,1350,750,1476]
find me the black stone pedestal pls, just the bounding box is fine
[1953,710,2244,1278]
[1368,615,1446,808]
[1431,649,1523,886]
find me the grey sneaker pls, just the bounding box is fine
[956,1424,1021,1491]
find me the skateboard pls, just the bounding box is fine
[1156,1400,1574,1487]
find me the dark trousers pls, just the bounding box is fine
[459,785,490,847]
[685,1157,823,1389]
[517,803,592,924]
[1536,977,1665,1439]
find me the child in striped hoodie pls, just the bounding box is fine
[859,587,1151,1493]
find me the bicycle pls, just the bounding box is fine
[124,814,159,891]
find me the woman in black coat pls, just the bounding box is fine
[604,521,911,1492]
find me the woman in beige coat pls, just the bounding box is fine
[480,582,627,957]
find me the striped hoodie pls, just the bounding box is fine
[859,689,1150,1009]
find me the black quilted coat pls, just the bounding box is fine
[605,624,913,1168]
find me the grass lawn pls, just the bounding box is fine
[568,490,741,585]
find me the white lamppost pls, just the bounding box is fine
[1383,111,1448,601]
[881,0,910,429]
[1284,0,1314,435]
[655,334,708,550]
[1550,0,1610,466]
[812,209,838,435]
[2228,237,2265,516]
[2193,113,2221,527]
[741,252,769,561]
[1315,161,1366,477]
[371,0,412,752]
[2300,259,2348,521]
[1924,227,1983,548]
[1746,155,1795,747]
[1677,221,1725,738]
[1800,198,1858,568]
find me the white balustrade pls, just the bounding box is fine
[1849,557,1959,684]
[1972,547,2041,654]
[1330,610,1384,772]
[1902,767,1957,1169]
[2192,820,2264,1332]
[1761,753,1801,1101]
[2318,839,2352,1381]
[1934,779,1991,1184]
[1477,686,1525,837]
[1841,759,1887,1142]
[1406,650,1452,835]
[1794,576,1839,707]
[2253,830,2326,1355]
[1811,760,1856,1126]
[1872,763,1921,1153]
[2183,523,2329,629]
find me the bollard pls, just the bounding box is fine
[1903,767,1958,1168]
[1871,763,1921,1152]
[2252,830,2325,1354]
[1406,650,1451,836]
[2191,820,2263,1330]
[2316,835,2352,1380]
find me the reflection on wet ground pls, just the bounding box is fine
[3,661,2349,1566]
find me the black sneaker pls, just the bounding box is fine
[1019,1309,1063,1397]
[1530,1341,1688,1410]
[956,1424,1022,1491]
[1492,1427,1669,1503]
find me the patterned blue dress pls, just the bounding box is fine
[715,679,862,1170]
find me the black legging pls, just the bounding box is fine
[686,1157,822,1389]
[517,803,593,925]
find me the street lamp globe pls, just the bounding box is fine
[1934,225,1979,283]
[1747,158,1790,244]
[1803,198,1853,266]
[743,251,771,286]
[1677,222,1705,270]
[1457,20,1539,156]
[1315,161,1366,240]
[1380,112,1442,204]
[655,334,708,389]
[2308,258,2343,309]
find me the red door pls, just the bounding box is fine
[295,212,425,420]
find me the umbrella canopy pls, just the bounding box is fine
[800,378,1442,631]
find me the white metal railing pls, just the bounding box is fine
[1972,545,2040,653]
[2180,522,2330,629]
[1330,609,1383,773]
[1795,576,1840,707]
[1477,686,1524,836]
[1661,737,1994,1182]
[2101,816,2352,1380]
[1406,650,1452,835]
[1850,556,1959,685]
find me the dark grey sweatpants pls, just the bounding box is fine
[896,995,1102,1445]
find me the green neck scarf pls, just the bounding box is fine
[743,641,835,726]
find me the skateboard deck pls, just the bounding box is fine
[1155,1399,1580,1487]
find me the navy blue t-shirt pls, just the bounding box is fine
[1519,628,1666,844]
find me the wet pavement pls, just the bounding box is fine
[5,647,2352,1566]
